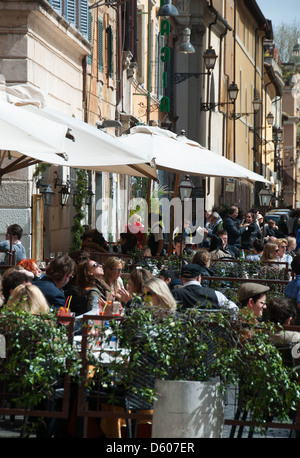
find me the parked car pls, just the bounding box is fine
[265,209,291,226]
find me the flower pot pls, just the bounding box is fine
[151,379,224,438]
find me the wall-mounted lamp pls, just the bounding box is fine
[178,27,195,54]
[174,46,218,84]
[229,94,262,119]
[258,185,273,208]
[158,0,178,17]
[58,185,71,207]
[85,186,95,206]
[54,171,94,207]
[54,173,72,207]
[201,81,239,111]
[96,120,123,129]
[203,46,218,71]
[178,174,194,200]
[273,126,283,141]
[36,178,55,207]
[266,111,274,126]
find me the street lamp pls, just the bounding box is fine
[41,185,55,207]
[178,175,194,263]
[157,0,178,17]
[266,112,274,126]
[258,185,273,238]
[228,82,239,102]
[178,28,195,54]
[58,185,70,207]
[179,174,194,200]
[203,46,218,71]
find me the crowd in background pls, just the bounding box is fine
[1,205,300,328]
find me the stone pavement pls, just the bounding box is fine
[0,414,293,439]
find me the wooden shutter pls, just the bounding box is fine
[78,0,89,37]
[123,0,137,62]
[98,17,104,71]
[106,25,113,78]
[87,11,92,65]
[64,0,76,26]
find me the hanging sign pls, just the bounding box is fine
[159,17,170,113]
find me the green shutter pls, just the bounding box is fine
[87,11,92,65]
[107,25,113,77]
[98,18,104,71]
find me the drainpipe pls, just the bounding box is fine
[233,0,237,163]
[116,2,123,120]
[206,5,218,150]
[208,1,232,159]
[147,0,152,123]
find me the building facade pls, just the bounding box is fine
[0,0,294,260]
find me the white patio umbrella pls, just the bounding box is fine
[0,80,157,180]
[20,105,157,179]
[119,125,270,183]
[0,100,69,153]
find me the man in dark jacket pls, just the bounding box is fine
[33,255,75,310]
[172,264,238,313]
[223,206,249,256]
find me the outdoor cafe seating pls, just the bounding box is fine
[1,248,300,438]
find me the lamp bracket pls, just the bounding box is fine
[173,72,210,84]
[201,101,235,112]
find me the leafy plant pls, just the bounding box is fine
[71,169,89,251]
[85,306,300,428]
[0,308,81,411]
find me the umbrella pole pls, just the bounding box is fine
[142,178,152,247]
[168,174,179,255]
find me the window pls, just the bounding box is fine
[49,0,89,38]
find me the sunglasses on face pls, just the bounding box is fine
[111,268,122,273]
[91,262,102,268]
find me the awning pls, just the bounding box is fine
[119,125,270,183]
[0,80,157,180]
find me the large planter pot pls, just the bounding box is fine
[151,379,224,438]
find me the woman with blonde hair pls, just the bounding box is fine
[260,242,279,263]
[7,284,49,314]
[275,238,293,266]
[143,277,177,316]
[103,257,125,298]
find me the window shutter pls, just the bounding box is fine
[123,0,137,62]
[64,0,76,26]
[78,0,89,37]
[87,11,93,65]
[98,18,104,71]
[107,25,113,77]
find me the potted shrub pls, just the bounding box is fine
[85,305,300,438]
